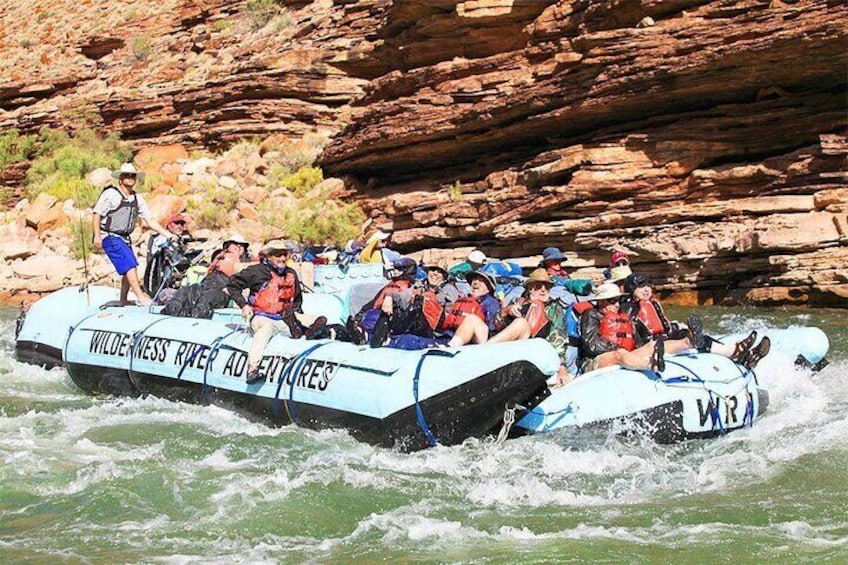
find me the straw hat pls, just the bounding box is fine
[608,265,633,282]
[259,239,299,256]
[425,259,450,277]
[591,282,625,302]
[523,268,555,287]
[112,163,144,180]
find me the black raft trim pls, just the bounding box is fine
[65,359,550,452]
[15,341,64,369]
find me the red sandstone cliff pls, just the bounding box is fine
[1,0,846,305]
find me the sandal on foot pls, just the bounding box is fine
[730,330,757,364]
[743,337,771,369]
[650,336,666,373]
[686,314,707,352]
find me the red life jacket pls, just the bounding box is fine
[523,299,549,337]
[373,279,413,310]
[600,311,637,351]
[251,270,298,315]
[441,296,485,331]
[420,290,444,331]
[637,299,665,337]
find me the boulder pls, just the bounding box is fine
[24,193,67,233]
[88,167,114,188]
[238,185,268,204]
[146,194,188,226]
[135,144,189,178]
[12,255,79,279]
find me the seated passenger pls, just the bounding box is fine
[225,240,327,385]
[358,230,392,264]
[539,247,593,296]
[622,273,770,369]
[579,283,700,373]
[489,269,572,383]
[448,249,488,280]
[602,250,633,284]
[351,258,430,347]
[445,271,504,347]
[423,261,462,307]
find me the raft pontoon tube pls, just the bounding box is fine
[14,286,830,449]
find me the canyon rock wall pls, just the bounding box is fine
[1,0,846,305]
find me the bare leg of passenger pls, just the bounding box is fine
[119,275,130,305]
[124,268,151,305]
[489,318,532,344]
[448,315,489,347]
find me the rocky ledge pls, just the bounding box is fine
[1,0,846,306]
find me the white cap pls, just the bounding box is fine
[467,250,488,265]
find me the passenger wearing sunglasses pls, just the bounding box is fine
[578,283,702,373]
[621,274,771,370]
[490,268,572,383]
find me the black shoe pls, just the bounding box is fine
[743,337,771,369]
[345,316,366,345]
[370,312,390,348]
[305,316,327,340]
[246,369,265,385]
[281,308,304,339]
[651,336,666,373]
[687,314,707,352]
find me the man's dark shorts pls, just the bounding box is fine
[102,235,138,275]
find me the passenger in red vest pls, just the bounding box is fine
[225,240,326,385]
[353,258,433,348]
[446,271,504,347]
[579,283,699,373]
[490,268,572,383]
[621,274,772,369]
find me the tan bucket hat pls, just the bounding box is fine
[523,268,555,287]
[112,162,145,180]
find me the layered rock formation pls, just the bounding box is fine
[1,0,846,305]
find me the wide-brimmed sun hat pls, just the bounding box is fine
[591,282,625,302]
[523,268,555,288]
[112,162,145,180]
[259,239,299,256]
[467,250,488,265]
[223,233,250,249]
[608,264,633,282]
[541,247,567,262]
[425,260,450,277]
[466,270,496,293]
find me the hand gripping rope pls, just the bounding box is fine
[412,348,458,447]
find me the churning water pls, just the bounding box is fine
[1,306,846,563]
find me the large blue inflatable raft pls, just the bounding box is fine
[15,284,830,450]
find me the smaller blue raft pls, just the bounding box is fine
[14,285,830,450]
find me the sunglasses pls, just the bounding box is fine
[600,297,622,304]
[614,259,629,267]
[527,285,550,292]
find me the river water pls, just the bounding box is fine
[1,306,846,563]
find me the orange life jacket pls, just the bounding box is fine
[251,270,298,315]
[600,311,637,351]
[373,279,413,310]
[637,299,665,337]
[420,290,444,331]
[523,299,549,337]
[441,296,485,331]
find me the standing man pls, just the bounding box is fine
[225,240,326,385]
[92,163,174,306]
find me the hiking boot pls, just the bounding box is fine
[730,330,757,364]
[345,316,366,345]
[246,369,265,385]
[305,316,327,340]
[743,337,771,369]
[650,336,666,373]
[281,308,304,339]
[370,312,390,348]
[687,314,707,352]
